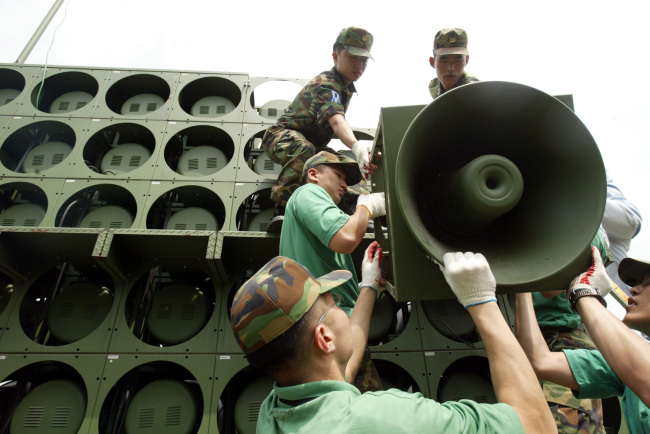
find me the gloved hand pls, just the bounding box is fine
[351,141,372,180]
[356,193,386,217]
[360,241,384,294]
[568,246,614,297]
[439,252,497,308]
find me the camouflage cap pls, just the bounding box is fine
[230,256,352,354]
[302,151,362,186]
[618,257,650,287]
[434,28,469,56]
[336,27,374,60]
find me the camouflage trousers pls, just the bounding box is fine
[262,126,370,209]
[353,347,383,393]
[541,327,605,434]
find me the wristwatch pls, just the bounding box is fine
[568,286,607,312]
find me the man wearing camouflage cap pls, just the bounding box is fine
[279,151,385,318]
[231,252,555,433]
[261,26,376,233]
[429,28,479,99]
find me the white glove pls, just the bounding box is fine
[360,241,384,293]
[439,252,497,308]
[351,141,372,180]
[568,246,614,297]
[356,193,386,217]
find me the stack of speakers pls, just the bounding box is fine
[0,64,618,433]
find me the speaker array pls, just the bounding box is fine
[0,64,594,432]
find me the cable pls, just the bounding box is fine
[34,0,73,110]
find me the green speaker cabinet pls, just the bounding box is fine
[15,66,111,120]
[425,350,496,404]
[92,70,180,122]
[168,72,248,124]
[153,121,243,183]
[0,117,89,179]
[242,76,308,125]
[0,65,41,116]
[67,119,167,181]
[371,351,430,396]
[90,354,215,434]
[0,178,66,230]
[0,353,107,434]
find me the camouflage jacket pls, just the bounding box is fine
[272,67,356,148]
[429,71,479,99]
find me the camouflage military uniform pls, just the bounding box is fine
[540,327,605,434]
[428,71,479,99]
[262,67,369,208]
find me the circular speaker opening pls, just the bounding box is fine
[248,80,302,119]
[0,68,26,107]
[46,282,114,344]
[0,120,76,173]
[55,184,137,228]
[19,266,114,346]
[373,359,422,393]
[218,369,272,434]
[178,76,241,118]
[30,71,98,113]
[437,356,495,404]
[0,361,88,434]
[124,266,215,347]
[98,362,203,434]
[163,125,234,177]
[234,187,274,231]
[242,130,282,179]
[421,299,480,345]
[105,73,171,116]
[83,123,156,176]
[146,185,225,230]
[0,182,48,227]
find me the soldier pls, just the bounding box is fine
[429,28,479,99]
[516,247,650,433]
[230,252,555,433]
[279,151,386,391]
[262,26,376,233]
[531,231,612,433]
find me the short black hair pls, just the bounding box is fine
[245,298,321,376]
[333,42,345,54]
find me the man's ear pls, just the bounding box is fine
[465,55,470,65]
[306,167,319,183]
[429,56,435,68]
[314,324,336,354]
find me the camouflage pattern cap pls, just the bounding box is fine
[618,257,650,287]
[302,151,362,186]
[434,28,469,56]
[336,27,374,60]
[230,256,352,354]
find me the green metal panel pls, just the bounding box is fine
[0,117,90,179]
[0,275,17,342]
[242,76,308,125]
[0,353,108,434]
[142,180,234,231]
[107,266,221,354]
[367,297,424,353]
[371,352,430,397]
[67,119,168,181]
[168,72,248,124]
[14,66,112,119]
[229,181,276,231]
[235,124,279,183]
[91,70,181,121]
[52,179,150,229]
[88,354,215,434]
[0,270,123,354]
[152,121,243,182]
[423,350,493,403]
[0,65,42,116]
[0,178,66,230]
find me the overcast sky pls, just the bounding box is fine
[1,0,649,260]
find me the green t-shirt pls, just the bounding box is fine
[564,348,649,434]
[257,380,524,433]
[279,183,359,315]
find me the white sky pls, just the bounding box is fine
[1,0,649,260]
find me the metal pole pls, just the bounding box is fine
[15,0,66,64]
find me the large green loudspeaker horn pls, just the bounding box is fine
[395,81,606,292]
